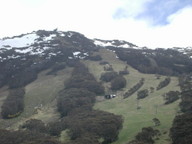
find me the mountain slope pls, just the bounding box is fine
[0,30,191,144]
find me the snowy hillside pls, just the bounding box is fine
[1,30,192,63]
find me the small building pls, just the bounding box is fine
[105,94,116,99]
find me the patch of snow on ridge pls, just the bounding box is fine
[73,51,81,56]
[94,39,138,49]
[94,40,114,47]
[43,34,56,41]
[0,33,39,48]
[15,47,33,54]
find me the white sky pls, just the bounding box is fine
[0,0,192,48]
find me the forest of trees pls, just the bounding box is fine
[170,75,192,144]
[56,62,123,144]
[115,48,192,75]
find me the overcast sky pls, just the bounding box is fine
[0,0,192,48]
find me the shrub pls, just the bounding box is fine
[137,89,149,99]
[111,76,126,90]
[100,72,118,82]
[152,118,160,126]
[163,91,180,104]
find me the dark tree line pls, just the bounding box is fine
[124,78,144,99]
[163,91,180,105]
[156,77,171,90]
[1,88,25,119]
[115,48,192,76]
[169,75,192,144]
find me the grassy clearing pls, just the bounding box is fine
[85,49,180,144]
[0,67,72,129]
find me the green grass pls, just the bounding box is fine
[84,49,180,144]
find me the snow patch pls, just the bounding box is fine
[43,34,56,41]
[73,51,81,56]
[94,40,114,47]
[15,47,33,54]
[0,33,39,48]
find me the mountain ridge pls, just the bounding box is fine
[1,29,192,62]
